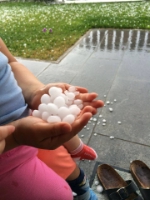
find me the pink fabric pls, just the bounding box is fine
[0,146,73,200]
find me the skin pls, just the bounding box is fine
[0,125,15,154]
[0,38,104,154]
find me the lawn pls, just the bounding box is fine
[0,1,150,60]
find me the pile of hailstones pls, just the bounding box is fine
[32,86,84,124]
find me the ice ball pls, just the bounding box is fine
[41,94,51,104]
[74,99,83,105]
[38,103,47,113]
[77,104,83,109]
[69,105,81,116]
[58,107,70,119]
[62,114,75,124]
[66,92,75,100]
[96,185,103,193]
[68,86,76,92]
[47,103,58,115]
[53,96,65,108]
[42,111,49,121]
[47,116,61,123]
[49,87,62,98]
[32,110,41,118]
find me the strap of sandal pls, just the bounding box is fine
[109,180,143,200]
[139,187,150,200]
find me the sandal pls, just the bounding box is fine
[97,164,143,200]
[130,160,150,200]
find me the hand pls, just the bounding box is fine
[0,125,15,154]
[30,83,104,112]
[12,106,95,150]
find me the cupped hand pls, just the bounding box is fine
[30,83,104,112]
[12,106,94,150]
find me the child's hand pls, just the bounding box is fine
[0,125,15,154]
[30,83,104,113]
[11,106,94,150]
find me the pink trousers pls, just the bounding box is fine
[0,146,73,200]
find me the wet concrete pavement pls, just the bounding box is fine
[18,28,150,198]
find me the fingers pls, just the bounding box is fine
[0,125,15,141]
[71,112,92,136]
[75,86,88,93]
[79,105,97,115]
[45,112,92,149]
[76,92,98,102]
[83,100,104,108]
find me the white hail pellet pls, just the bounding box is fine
[68,86,76,92]
[74,91,80,96]
[77,104,83,109]
[49,87,62,98]
[62,114,75,124]
[74,99,83,105]
[65,99,73,106]
[66,92,75,100]
[47,116,61,123]
[38,103,47,113]
[110,136,115,139]
[47,103,58,115]
[41,94,51,104]
[93,118,97,122]
[32,110,41,118]
[109,108,113,112]
[32,86,84,125]
[42,112,49,121]
[96,185,103,193]
[94,181,99,186]
[69,105,81,116]
[53,96,66,108]
[58,107,70,119]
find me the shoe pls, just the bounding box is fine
[71,144,98,161]
[130,160,150,200]
[97,164,143,200]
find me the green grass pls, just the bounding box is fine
[0,2,150,60]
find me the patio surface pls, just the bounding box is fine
[17,28,150,199]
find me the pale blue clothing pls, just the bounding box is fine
[0,51,29,125]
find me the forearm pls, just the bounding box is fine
[10,61,45,107]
